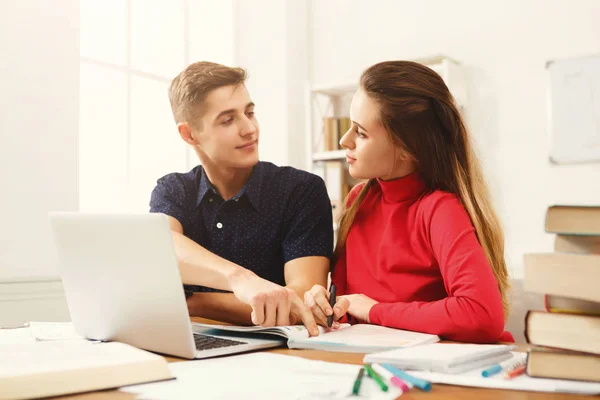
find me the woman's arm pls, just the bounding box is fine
[368,194,506,343]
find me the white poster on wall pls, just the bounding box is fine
[548,54,600,164]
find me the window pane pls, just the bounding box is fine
[80,0,127,65]
[129,75,187,212]
[131,0,185,78]
[188,0,234,65]
[79,62,128,212]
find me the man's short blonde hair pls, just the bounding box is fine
[168,61,247,126]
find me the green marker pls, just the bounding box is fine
[352,367,365,396]
[364,363,389,392]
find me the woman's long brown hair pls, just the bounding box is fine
[335,61,510,317]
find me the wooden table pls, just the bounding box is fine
[55,318,593,400]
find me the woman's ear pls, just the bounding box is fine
[394,144,413,162]
[177,122,198,145]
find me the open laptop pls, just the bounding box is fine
[48,212,284,359]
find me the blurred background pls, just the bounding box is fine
[1,0,599,339]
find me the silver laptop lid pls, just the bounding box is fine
[48,212,197,359]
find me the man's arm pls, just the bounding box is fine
[186,293,253,325]
[166,216,304,328]
[167,216,243,290]
[186,256,329,326]
[284,256,329,298]
[168,216,318,332]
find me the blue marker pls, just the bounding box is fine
[481,364,503,377]
[481,353,527,378]
[381,364,431,392]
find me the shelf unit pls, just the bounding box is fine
[312,149,346,162]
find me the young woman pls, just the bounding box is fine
[305,61,513,343]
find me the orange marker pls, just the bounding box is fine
[504,364,526,380]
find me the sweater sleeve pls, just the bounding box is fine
[368,193,506,343]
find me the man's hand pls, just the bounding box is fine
[228,269,292,326]
[288,291,319,336]
[227,269,318,335]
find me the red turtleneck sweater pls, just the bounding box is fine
[332,173,513,343]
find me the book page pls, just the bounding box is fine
[0,341,164,377]
[303,324,439,348]
[0,326,35,345]
[29,321,87,341]
[191,322,350,341]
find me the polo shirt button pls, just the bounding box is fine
[216,222,223,229]
[209,198,213,202]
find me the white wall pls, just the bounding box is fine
[234,0,308,168]
[309,0,600,276]
[0,0,79,280]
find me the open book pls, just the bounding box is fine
[0,341,172,400]
[192,322,439,353]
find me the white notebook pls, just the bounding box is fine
[193,322,440,353]
[364,343,515,373]
[408,352,600,395]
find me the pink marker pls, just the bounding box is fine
[371,363,412,393]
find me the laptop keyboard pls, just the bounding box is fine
[193,334,248,351]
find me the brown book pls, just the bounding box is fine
[527,347,600,382]
[1,341,173,400]
[545,295,600,315]
[338,117,351,145]
[555,234,600,254]
[546,205,600,235]
[323,117,338,151]
[322,117,339,151]
[525,311,600,355]
[523,253,600,303]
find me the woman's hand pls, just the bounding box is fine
[304,284,350,329]
[339,294,379,323]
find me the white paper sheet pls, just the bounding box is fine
[122,353,403,400]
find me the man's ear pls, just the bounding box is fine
[177,122,198,145]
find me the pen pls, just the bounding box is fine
[381,364,432,392]
[327,284,337,328]
[352,367,364,396]
[364,364,388,392]
[371,363,411,393]
[482,353,527,378]
[505,364,526,380]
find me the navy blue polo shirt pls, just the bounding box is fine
[149,161,333,293]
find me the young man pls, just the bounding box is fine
[150,62,333,335]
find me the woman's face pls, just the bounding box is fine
[340,89,415,180]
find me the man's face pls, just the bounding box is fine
[192,84,259,169]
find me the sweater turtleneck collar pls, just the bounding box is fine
[376,172,426,203]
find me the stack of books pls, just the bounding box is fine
[523,205,600,383]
